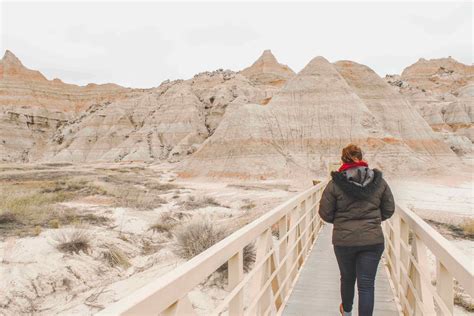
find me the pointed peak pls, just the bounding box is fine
[259,49,277,61]
[240,50,295,86]
[2,50,22,65]
[298,56,334,75]
[0,50,47,81]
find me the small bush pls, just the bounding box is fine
[454,292,474,312]
[460,219,474,238]
[33,225,42,236]
[175,218,227,259]
[49,219,60,228]
[241,200,256,211]
[150,222,174,234]
[115,190,166,210]
[101,245,131,268]
[179,196,223,210]
[149,212,193,236]
[141,239,162,255]
[0,212,17,224]
[144,182,178,192]
[55,229,91,254]
[174,219,255,273]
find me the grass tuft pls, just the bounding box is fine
[179,196,224,210]
[55,229,91,254]
[174,218,255,273]
[460,219,474,238]
[101,245,131,268]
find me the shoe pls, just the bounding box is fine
[340,303,352,316]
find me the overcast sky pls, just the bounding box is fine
[1,1,472,88]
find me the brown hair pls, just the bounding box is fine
[341,144,363,163]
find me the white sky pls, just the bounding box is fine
[1,1,472,88]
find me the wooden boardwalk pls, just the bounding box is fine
[283,225,400,316]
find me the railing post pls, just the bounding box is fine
[278,216,288,297]
[249,229,273,315]
[399,218,412,310]
[436,260,454,315]
[298,200,307,266]
[412,235,436,315]
[392,214,402,298]
[228,250,244,316]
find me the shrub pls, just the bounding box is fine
[0,212,17,224]
[179,196,223,210]
[175,218,227,259]
[460,219,474,238]
[174,218,255,273]
[55,229,91,254]
[49,219,60,228]
[101,245,131,268]
[241,200,256,211]
[114,190,166,210]
[150,212,180,234]
[144,182,178,192]
[454,292,474,312]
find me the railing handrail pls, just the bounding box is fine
[395,204,474,296]
[97,181,328,315]
[97,178,473,316]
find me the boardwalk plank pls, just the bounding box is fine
[283,225,400,316]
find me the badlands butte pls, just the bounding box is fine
[1,49,473,179]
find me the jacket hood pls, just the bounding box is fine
[331,167,383,199]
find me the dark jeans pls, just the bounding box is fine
[334,243,384,316]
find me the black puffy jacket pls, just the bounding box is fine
[318,166,395,246]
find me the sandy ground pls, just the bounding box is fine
[0,162,298,315]
[0,163,472,315]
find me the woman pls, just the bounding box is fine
[319,144,395,316]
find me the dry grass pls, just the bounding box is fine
[41,179,107,196]
[460,219,474,238]
[150,222,175,234]
[101,245,131,268]
[141,239,162,255]
[241,199,256,211]
[178,196,224,210]
[0,212,17,225]
[150,212,189,235]
[174,218,255,273]
[144,181,178,192]
[55,229,91,254]
[454,292,474,312]
[175,218,227,259]
[0,187,71,236]
[427,219,474,240]
[0,174,113,236]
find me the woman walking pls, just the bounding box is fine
[319,144,395,316]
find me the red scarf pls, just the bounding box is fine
[338,161,368,172]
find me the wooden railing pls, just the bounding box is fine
[97,181,328,316]
[383,205,474,316]
[97,179,474,316]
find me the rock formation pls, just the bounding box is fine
[0,50,137,162]
[240,50,295,88]
[385,57,473,158]
[0,49,469,178]
[181,57,458,179]
[45,70,270,163]
[334,61,453,158]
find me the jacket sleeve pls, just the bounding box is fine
[319,182,337,223]
[380,182,395,221]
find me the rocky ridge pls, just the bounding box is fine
[385,57,473,158]
[0,49,471,178]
